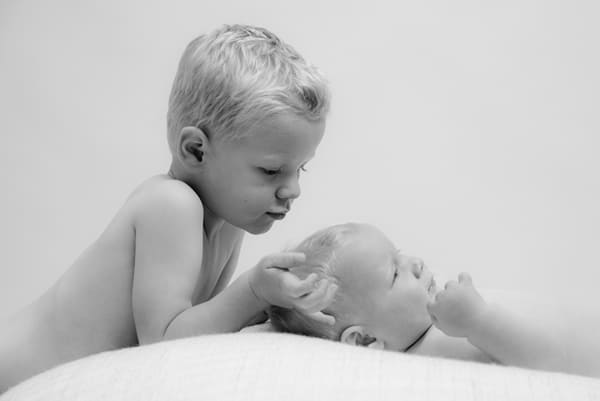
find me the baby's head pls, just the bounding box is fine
[167,24,330,234]
[269,223,437,351]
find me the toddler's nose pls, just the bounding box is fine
[276,176,301,200]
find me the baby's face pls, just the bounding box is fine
[198,112,325,234]
[334,224,436,351]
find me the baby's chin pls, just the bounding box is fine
[427,277,438,299]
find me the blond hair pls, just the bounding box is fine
[268,223,361,340]
[167,24,330,151]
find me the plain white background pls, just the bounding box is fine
[0,0,598,319]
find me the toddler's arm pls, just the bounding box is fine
[130,181,335,344]
[131,182,261,343]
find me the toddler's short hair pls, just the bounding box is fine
[268,223,360,340]
[167,24,330,150]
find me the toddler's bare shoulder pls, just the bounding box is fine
[127,176,205,218]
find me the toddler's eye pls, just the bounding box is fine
[296,164,308,177]
[261,168,281,176]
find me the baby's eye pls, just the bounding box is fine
[392,268,398,285]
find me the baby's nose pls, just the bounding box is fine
[409,257,425,277]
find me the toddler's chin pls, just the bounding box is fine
[249,224,275,235]
[238,219,276,234]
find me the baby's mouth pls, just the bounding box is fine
[427,277,437,295]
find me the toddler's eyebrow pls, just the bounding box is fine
[260,155,283,163]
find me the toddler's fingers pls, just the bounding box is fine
[279,272,314,296]
[295,278,329,307]
[297,281,338,313]
[320,282,338,309]
[289,273,321,297]
[304,311,336,325]
[263,252,306,270]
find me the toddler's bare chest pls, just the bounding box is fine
[192,234,235,304]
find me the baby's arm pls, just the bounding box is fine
[427,274,569,373]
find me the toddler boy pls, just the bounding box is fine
[0,24,336,392]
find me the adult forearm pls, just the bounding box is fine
[163,270,267,340]
[467,304,568,372]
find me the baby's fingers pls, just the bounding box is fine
[458,272,472,285]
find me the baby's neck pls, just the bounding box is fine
[405,324,494,364]
[404,324,433,352]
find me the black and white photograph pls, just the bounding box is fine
[1,0,599,399]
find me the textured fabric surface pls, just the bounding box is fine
[2,332,600,401]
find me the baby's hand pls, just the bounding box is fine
[249,252,338,325]
[427,273,487,338]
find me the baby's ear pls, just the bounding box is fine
[340,326,384,350]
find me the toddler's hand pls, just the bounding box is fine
[427,273,487,338]
[249,252,338,325]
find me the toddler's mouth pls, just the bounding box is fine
[266,212,287,220]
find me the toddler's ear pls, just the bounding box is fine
[340,326,384,349]
[179,126,208,165]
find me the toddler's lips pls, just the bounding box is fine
[266,212,286,220]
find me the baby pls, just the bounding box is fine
[269,222,600,378]
[0,24,336,392]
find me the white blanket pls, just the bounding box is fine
[2,332,600,400]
